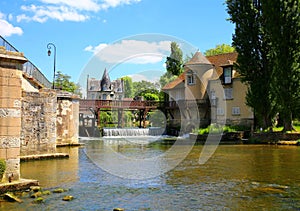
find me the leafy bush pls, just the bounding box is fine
[0,159,6,179]
[195,124,251,135]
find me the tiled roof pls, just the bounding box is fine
[206,52,238,77]
[162,73,185,90]
[162,52,238,90]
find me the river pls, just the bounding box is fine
[1,137,300,210]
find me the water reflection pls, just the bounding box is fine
[9,140,300,210]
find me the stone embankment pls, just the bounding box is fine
[189,131,300,145]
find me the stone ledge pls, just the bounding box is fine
[0,178,39,194]
[20,153,69,161]
[56,143,85,147]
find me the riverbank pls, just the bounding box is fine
[0,179,39,194]
[188,132,300,145]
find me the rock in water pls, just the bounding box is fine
[62,195,74,201]
[3,193,23,203]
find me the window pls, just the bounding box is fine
[217,108,224,116]
[232,107,241,115]
[102,94,107,100]
[224,88,233,100]
[91,94,95,99]
[187,70,195,85]
[210,90,217,106]
[223,66,232,84]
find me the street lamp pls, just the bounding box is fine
[47,43,56,89]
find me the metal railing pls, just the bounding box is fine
[0,35,52,88]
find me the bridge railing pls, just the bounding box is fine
[79,99,208,110]
[0,35,52,88]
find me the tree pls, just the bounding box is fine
[132,80,160,100]
[165,42,183,76]
[226,0,276,129]
[54,71,80,94]
[159,71,177,89]
[204,44,235,56]
[121,76,134,98]
[262,0,300,131]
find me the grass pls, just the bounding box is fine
[259,121,300,133]
[194,124,250,135]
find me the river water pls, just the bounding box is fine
[1,137,300,210]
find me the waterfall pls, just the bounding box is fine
[103,127,165,136]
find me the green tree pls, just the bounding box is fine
[54,71,80,94]
[159,71,177,89]
[121,76,134,98]
[263,0,300,131]
[133,80,161,100]
[165,42,183,76]
[226,0,276,129]
[204,44,235,56]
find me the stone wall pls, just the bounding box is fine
[0,67,22,182]
[20,89,57,156]
[56,91,79,145]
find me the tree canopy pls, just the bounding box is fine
[226,0,300,131]
[121,76,134,98]
[204,44,235,56]
[54,70,81,95]
[165,42,184,76]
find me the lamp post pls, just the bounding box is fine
[47,43,56,89]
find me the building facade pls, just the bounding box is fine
[86,68,124,100]
[163,51,253,129]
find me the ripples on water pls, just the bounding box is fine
[2,138,300,210]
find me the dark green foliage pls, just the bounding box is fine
[143,93,159,101]
[226,0,276,129]
[54,71,81,95]
[227,0,300,131]
[165,42,183,76]
[262,0,300,131]
[0,159,6,179]
[121,76,134,98]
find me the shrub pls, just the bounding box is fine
[0,159,6,180]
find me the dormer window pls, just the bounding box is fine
[187,70,195,85]
[223,66,233,84]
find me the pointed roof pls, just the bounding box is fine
[184,51,211,66]
[101,68,111,91]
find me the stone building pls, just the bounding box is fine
[0,36,79,186]
[162,51,253,131]
[86,68,124,100]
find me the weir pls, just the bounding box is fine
[103,127,165,136]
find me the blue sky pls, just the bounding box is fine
[0,0,234,92]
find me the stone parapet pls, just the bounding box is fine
[56,91,79,145]
[20,89,57,156]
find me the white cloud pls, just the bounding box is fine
[84,43,108,53]
[40,0,100,12]
[0,12,23,37]
[84,40,171,64]
[100,0,141,10]
[129,73,160,83]
[17,0,141,23]
[17,5,89,23]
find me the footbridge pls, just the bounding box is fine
[79,99,210,136]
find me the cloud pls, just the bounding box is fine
[17,0,141,23]
[129,72,161,83]
[17,5,89,23]
[84,40,171,64]
[0,12,23,37]
[40,0,100,12]
[100,0,141,10]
